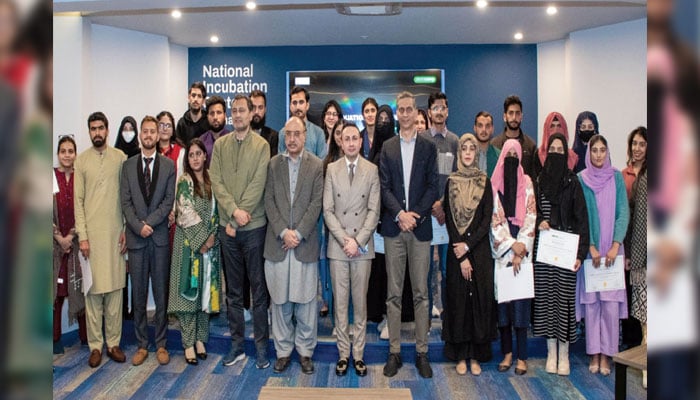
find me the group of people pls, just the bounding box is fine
[53,85,646,384]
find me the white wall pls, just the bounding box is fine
[538,18,647,169]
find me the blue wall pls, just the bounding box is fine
[189,44,538,140]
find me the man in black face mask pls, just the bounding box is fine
[491,95,537,180]
[571,111,599,173]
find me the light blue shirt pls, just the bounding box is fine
[278,119,327,159]
[399,131,417,210]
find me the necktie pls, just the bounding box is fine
[349,163,355,185]
[144,157,152,197]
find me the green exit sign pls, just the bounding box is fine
[413,75,437,84]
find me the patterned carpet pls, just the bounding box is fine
[53,312,646,399]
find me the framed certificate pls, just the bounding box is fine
[535,229,579,270]
[583,255,625,292]
[495,261,534,303]
[430,216,449,245]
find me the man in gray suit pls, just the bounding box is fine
[264,116,324,375]
[120,116,176,366]
[323,122,380,377]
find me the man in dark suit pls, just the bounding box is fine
[379,92,439,379]
[120,115,176,366]
[264,116,324,375]
[250,89,279,158]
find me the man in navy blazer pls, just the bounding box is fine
[120,116,176,366]
[379,92,439,379]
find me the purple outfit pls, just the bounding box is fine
[201,128,230,169]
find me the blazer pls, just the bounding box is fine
[323,156,380,261]
[263,151,324,263]
[120,153,176,249]
[379,134,439,241]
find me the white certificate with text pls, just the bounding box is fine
[430,216,449,245]
[496,261,535,303]
[535,229,579,270]
[583,255,625,293]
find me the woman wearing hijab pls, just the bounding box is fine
[532,133,589,375]
[571,111,599,173]
[114,115,140,158]
[442,134,495,376]
[577,134,629,376]
[367,104,396,165]
[532,111,578,178]
[490,139,537,375]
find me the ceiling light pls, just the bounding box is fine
[546,6,557,15]
[210,35,219,43]
[171,10,181,19]
[336,3,402,16]
[476,0,488,9]
[514,32,523,40]
[246,1,257,10]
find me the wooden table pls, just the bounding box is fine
[259,387,413,400]
[612,344,647,399]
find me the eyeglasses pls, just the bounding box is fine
[158,123,172,129]
[397,107,414,115]
[325,112,339,117]
[431,105,447,112]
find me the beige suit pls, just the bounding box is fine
[323,156,380,360]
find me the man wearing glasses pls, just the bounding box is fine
[200,95,230,169]
[277,86,327,159]
[209,95,271,369]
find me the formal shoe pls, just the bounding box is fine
[335,358,349,376]
[383,353,402,377]
[195,341,207,360]
[354,360,367,377]
[184,347,198,365]
[88,349,102,368]
[415,352,433,378]
[300,356,314,374]
[470,360,482,376]
[132,348,148,366]
[514,360,528,376]
[256,351,270,369]
[273,356,291,373]
[107,346,126,363]
[455,361,467,376]
[222,348,245,367]
[156,347,170,365]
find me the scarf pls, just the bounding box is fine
[580,139,618,253]
[538,111,578,170]
[572,111,599,172]
[491,139,527,227]
[448,134,487,235]
[538,133,570,203]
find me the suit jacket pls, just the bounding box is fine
[323,156,380,261]
[263,151,324,263]
[379,134,439,241]
[120,153,176,249]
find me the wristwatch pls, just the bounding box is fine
[464,243,469,253]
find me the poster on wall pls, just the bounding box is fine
[287,69,444,130]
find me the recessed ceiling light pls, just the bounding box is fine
[246,1,257,10]
[546,6,558,15]
[476,0,488,9]
[514,32,523,40]
[171,10,182,19]
[210,35,219,43]
[336,4,402,16]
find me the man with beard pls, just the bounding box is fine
[210,95,271,369]
[175,82,210,146]
[278,86,327,159]
[473,111,501,176]
[200,95,230,169]
[250,89,279,158]
[120,116,176,366]
[74,112,128,368]
[490,95,537,180]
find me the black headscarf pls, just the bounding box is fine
[538,133,569,203]
[114,116,140,158]
[369,104,396,165]
[502,156,519,219]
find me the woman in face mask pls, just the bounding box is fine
[571,111,599,173]
[114,116,140,158]
[533,112,578,178]
[532,133,589,376]
[490,139,537,376]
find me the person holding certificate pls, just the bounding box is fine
[441,134,495,376]
[490,139,536,376]
[532,133,589,375]
[577,134,630,376]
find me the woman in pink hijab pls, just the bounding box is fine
[532,112,578,178]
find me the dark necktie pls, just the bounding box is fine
[144,157,152,197]
[349,163,355,185]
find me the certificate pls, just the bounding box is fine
[430,216,449,245]
[79,254,93,295]
[374,232,385,254]
[535,229,580,270]
[495,260,534,303]
[583,255,625,293]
